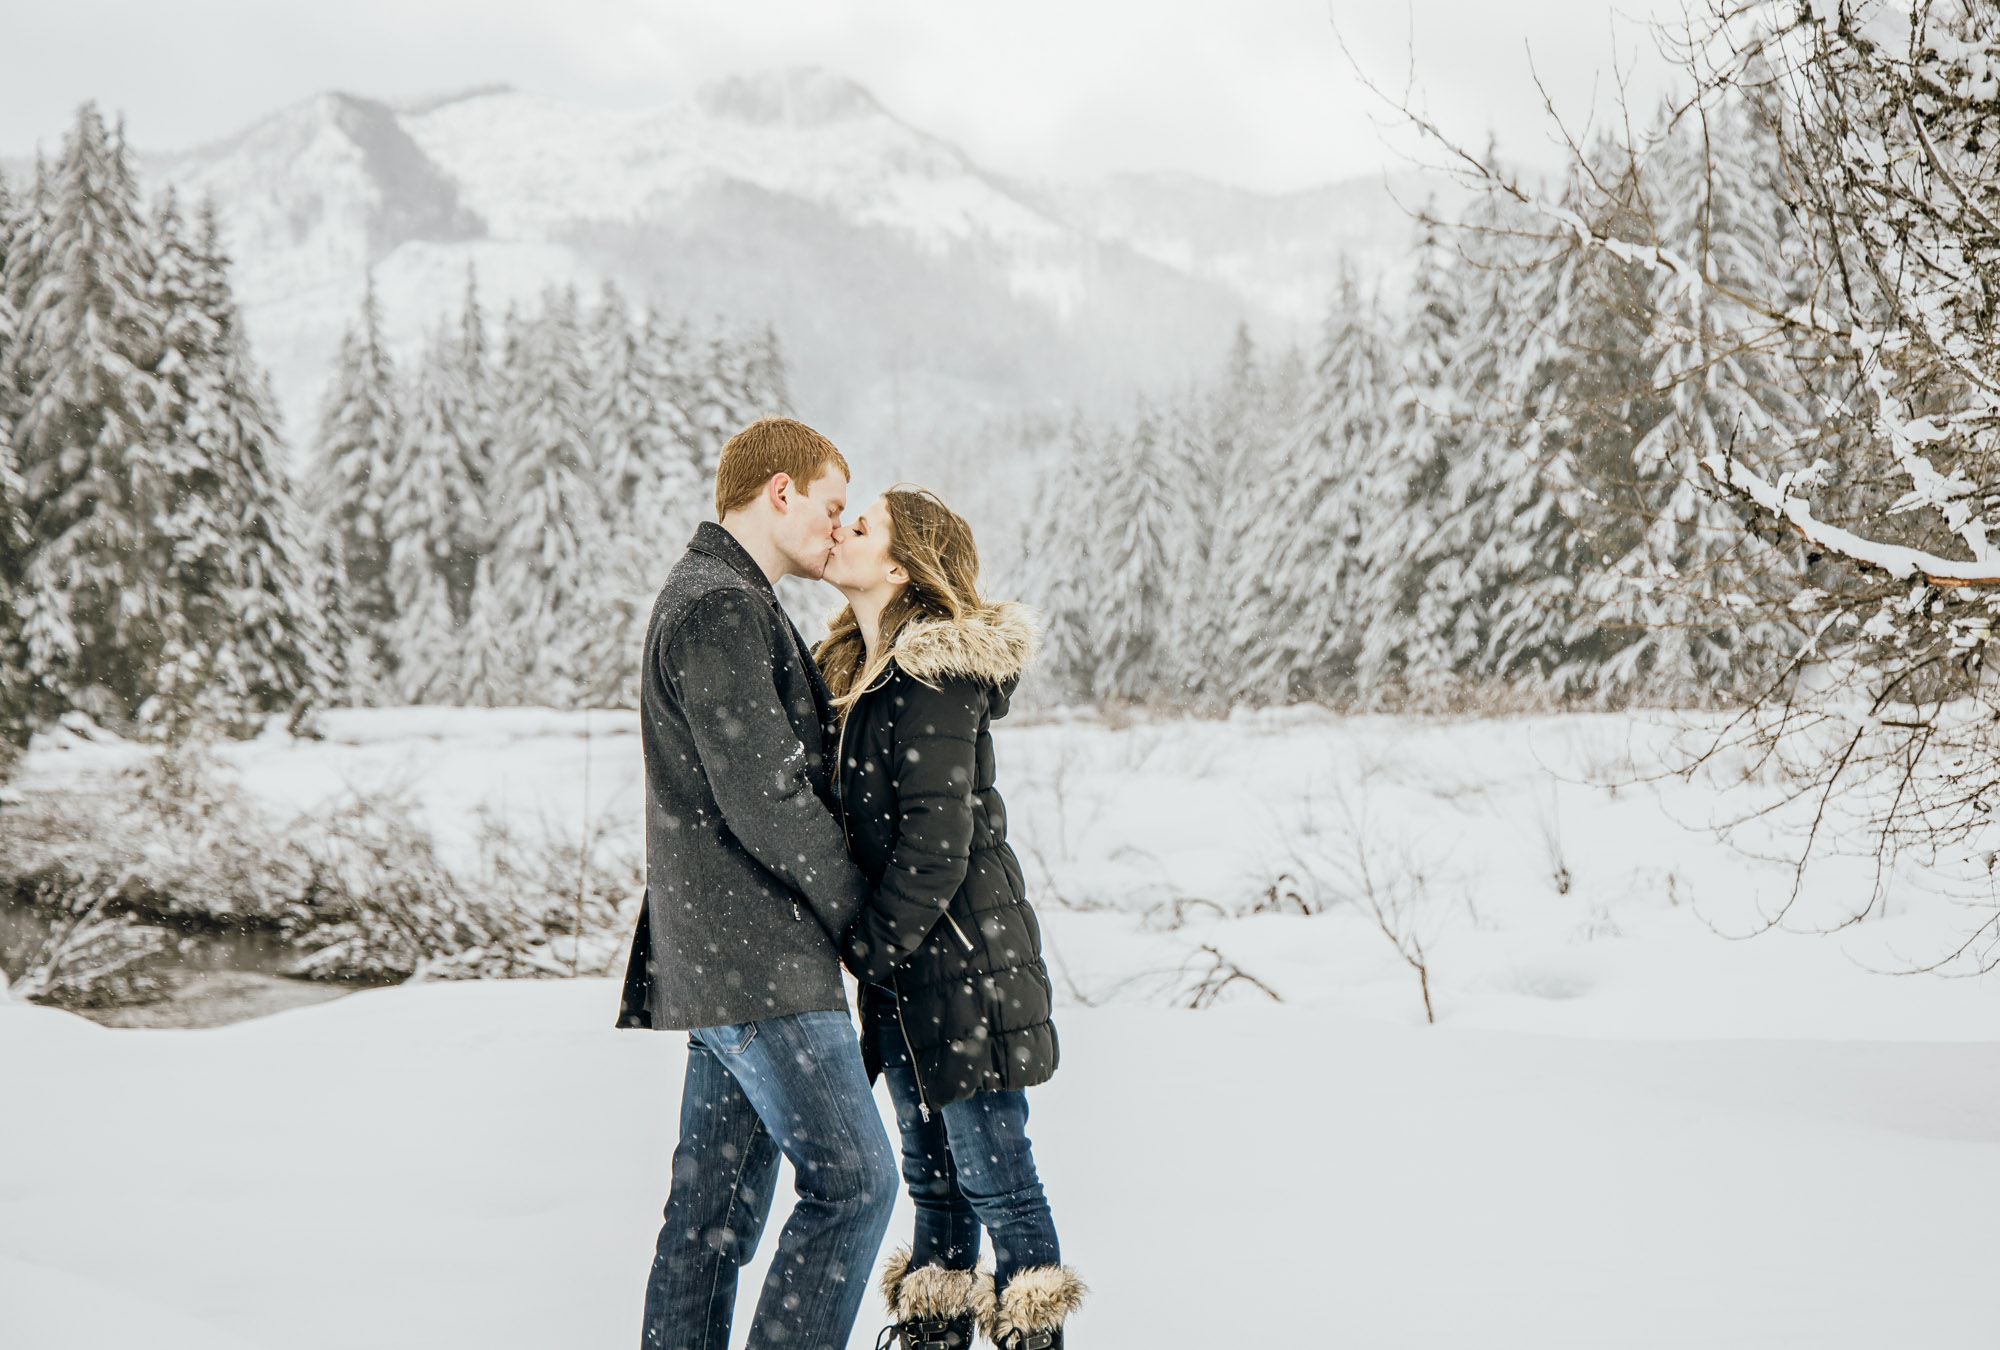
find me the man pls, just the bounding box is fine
[618,417,895,1350]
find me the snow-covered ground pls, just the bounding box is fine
[5,706,1999,1346]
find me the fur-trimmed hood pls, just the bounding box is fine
[890,601,1039,688]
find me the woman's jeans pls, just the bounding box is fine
[642,1008,897,1350]
[865,983,1060,1295]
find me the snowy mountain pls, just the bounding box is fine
[136,70,1418,476]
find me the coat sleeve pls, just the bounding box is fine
[664,589,870,939]
[843,676,983,984]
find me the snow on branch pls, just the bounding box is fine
[1699,449,2000,588]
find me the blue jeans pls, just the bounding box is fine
[642,1008,897,1350]
[866,984,1061,1295]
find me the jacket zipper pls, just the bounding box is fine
[942,910,974,952]
[891,974,934,1122]
[842,709,933,1119]
[833,706,854,850]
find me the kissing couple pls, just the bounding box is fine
[618,417,1086,1350]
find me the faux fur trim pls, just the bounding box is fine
[880,1246,983,1321]
[978,1264,1086,1343]
[892,602,1039,686]
[970,1267,997,1334]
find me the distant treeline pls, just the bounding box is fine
[1022,94,1817,710]
[1,93,1836,756]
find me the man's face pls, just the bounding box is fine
[777,466,848,580]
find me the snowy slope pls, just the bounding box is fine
[137,71,1406,474]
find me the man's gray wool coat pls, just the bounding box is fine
[616,522,868,1032]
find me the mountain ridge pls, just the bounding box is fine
[11,71,1420,481]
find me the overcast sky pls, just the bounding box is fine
[3,0,1681,192]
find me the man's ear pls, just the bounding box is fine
[766,473,793,513]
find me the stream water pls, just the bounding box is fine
[0,901,390,1026]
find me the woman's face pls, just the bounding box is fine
[825,497,907,598]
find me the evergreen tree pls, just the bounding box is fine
[1457,167,1669,696]
[688,325,787,479]
[633,305,707,544]
[381,275,493,701]
[454,556,514,706]
[381,332,481,701]
[586,282,643,521]
[744,322,791,418]
[1229,274,1394,703]
[0,168,31,760]
[7,104,173,726]
[1580,101,1806,700]
[1155,390,1229,702]
[1400,194,1549,690]
[1354,223,1472,696]
[146,193,339,731]
[1021,416,1109,701]
[310,274,401,679]
[487,288,605,703]
[1088,404,1180,702]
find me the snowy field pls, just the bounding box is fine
[6,706,2000,1347]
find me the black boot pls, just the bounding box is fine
[877,1311,975,1350]
[978,1264,1086,1350]
[876,1248,980,1350]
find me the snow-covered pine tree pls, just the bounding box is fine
[145,192,339,732]
[0,167,30,761]
[1353,222,1472,699]
[1228,272,1395,704]
[1396,189,1556,694]
[453,556,514,707]
[381,323,485,702]
[446,264,496,598]
[1088,402,1180,702]
[688,324,787,481]
[585,282,645,536]
[6,105,176,727]
[1193,329,1309,702]
[743,323,791,419]
[1019,415,1108,702]
[487,288,606,704]
[1152,388,1231,703]
[1166,333,1254,701]
[1576,98,1807,703]
[633,305,707,544]
[380,270,497,703]
[1466,163,1672,697]
[310,274,401,684]
[554,282,661,707]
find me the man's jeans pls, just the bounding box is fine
[865,983,1061,1295]
[642,1008,897,1350]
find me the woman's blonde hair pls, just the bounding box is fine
[818,486,982,713]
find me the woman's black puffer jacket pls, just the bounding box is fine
[833,602,1057,1112]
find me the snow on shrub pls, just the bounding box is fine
[0,743,639,998]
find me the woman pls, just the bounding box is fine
[817,487,1085,1350]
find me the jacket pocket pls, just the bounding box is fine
[704,1022,757,1055]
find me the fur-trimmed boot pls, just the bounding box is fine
[876,1247,981,1350]
[975,1264,1087,1350]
